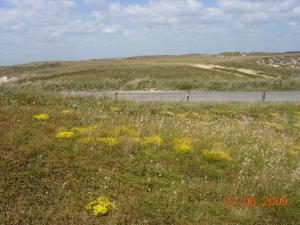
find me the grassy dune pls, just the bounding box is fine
[1,88,300,225]
[2,53,300,91]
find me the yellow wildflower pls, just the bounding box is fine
[111,107,121,113]
[173,138,192,153]
[141,135,163,147]
[78,137,95,143]
[56,131,75,139]
[96,137,119,147]
[85,197,116,216]
[191,112,200,118]
[203,150,230,161]
[33,114,49,121]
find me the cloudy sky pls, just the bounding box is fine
[0,0,300,65]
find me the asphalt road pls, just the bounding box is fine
[63,91,300,102]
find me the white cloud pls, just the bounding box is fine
[102,24,121,34]
[293,6,300,15]
[0,0,300,65]
[186,0,202,10]
[240,12,268,23]
[217,0,260,12]
[110,0,204,18]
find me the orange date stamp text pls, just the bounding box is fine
[225,196,288,208]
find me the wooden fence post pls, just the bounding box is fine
[262,91,266,102]
[291,72,294,90]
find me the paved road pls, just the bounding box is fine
[63,91,300,102]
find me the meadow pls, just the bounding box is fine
[1,87,300,225]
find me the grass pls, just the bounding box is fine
[1,53,300,224]
[19,64,245,91]
[1,88,300,225]
[2,53,300,91]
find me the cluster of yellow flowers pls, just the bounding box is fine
[202,150,230,161]
[141,135,163,147]
[173,138,192,153]
[85,197,116,216]
[33,114,49,121]
[56,131,76,139]
[191,112,200,118]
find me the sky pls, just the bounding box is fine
[0,0,300,65]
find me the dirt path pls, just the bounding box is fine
[190,64,276,80]
[62,91,300,102]
[191,64,251,79]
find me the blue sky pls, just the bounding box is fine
[0,0,300,65]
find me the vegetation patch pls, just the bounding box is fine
[0,89,300,224]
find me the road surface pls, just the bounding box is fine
[62,91,300,102]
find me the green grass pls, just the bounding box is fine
[1,88,300,225]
